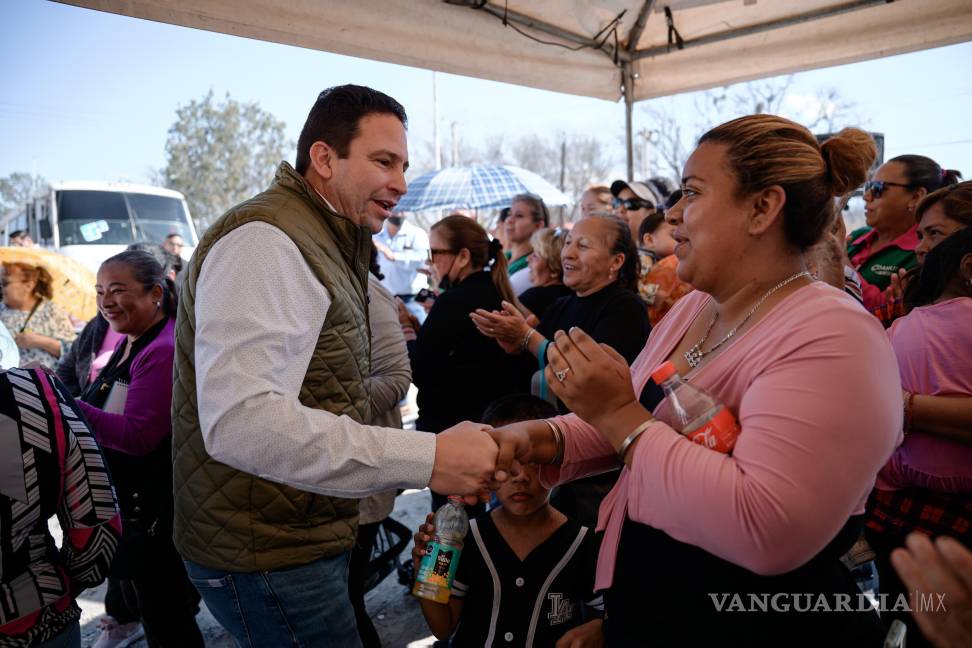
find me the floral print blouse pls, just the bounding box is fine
[0,300,77,369]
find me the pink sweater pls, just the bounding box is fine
[540,282,902,591]
[878,297,972,492]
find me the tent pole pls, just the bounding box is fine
[623,63,634,181]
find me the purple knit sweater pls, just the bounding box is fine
[77,317,175,456]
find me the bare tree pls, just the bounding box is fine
[0,173,47,213]
[637,76,863,184]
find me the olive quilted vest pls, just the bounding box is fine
[171,162,372,571]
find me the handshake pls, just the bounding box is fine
[427,420,557,502]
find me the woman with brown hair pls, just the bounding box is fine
[491,116,901,645]
[411,215,526,510]
[0,262,76,369]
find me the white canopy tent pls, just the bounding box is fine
[60,0,972,178]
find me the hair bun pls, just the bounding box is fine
[943,169,964,187]
[820,128,877,196]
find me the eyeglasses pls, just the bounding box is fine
[612,197,655,211]
[863,180,913,198]
[427,248,456,261]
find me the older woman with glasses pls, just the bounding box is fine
[849,155,962,312]
[0,262,76,370]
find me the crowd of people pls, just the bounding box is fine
[1,83,970,648]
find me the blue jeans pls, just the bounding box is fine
[185,553,361,648]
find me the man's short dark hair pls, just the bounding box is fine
[482,393,558,427]
[165,233,182,241]
[295,85,408,175]
[9,230,28,240]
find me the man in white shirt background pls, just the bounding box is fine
[171,85,501,647]
[373,212,430,321]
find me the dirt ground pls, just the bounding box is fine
[69,488,438,647]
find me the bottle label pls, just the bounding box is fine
[685,406,740,454]
[415,540,462,602]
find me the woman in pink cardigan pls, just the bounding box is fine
[491,116,902,646]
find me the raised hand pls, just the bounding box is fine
[429,421,498,502]
[546,328,637,428]
[892,533,972,648]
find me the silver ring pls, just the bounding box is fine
[554,367,570,383]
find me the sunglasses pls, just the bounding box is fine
[863,180,913,198]
[427,248,456,261]
[612,197,655,211]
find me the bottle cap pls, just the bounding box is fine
[651,361,678,384]
[447,495,465,504]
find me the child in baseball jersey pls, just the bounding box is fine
[413,394,604,647]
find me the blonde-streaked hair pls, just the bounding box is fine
[699,115,876,249]
[529,228,567,281]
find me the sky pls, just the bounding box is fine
[1,0,971,190]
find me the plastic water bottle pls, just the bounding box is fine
[412,496,469,603]
[650,361,740,454]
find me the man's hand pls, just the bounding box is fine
[488,420,558,483]
[556,619,604,648]
[375,241,395,261]
[892,533,972,648]
[429,422,498,502]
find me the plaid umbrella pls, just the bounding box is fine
[394,164,572,213]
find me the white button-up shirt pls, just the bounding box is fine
[373,219,430,296]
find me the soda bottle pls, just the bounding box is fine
[650,361,740,454]
[413,496,469,603]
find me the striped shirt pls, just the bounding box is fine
[0,368,121,646]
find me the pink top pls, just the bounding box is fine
[878,297,972,492]
[89,327,125,384]
[540,282,902,591]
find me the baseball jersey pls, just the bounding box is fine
[450,514,602,647]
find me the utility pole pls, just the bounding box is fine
[432,72,441,170]
[451,121,459,167]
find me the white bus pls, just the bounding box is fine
[0,181,199,272]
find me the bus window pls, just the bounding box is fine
[126,193,196,245]
[57,190,134,246]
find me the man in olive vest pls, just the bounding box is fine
[172,85,500,646]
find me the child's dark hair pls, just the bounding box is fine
[907,226,972,309]
[482,393,559,427]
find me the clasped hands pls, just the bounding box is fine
[428,327,641,501]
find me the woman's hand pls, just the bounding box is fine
[546,327,637,429]
[412,512,437,573]
[883,268,908,304]
[15,331,60,356]
[488,420,559,482]
[471,301,530,352]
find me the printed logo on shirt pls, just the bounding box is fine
[546,592,574,626]
[870,263,899,277]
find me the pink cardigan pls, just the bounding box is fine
[540,282,902,591]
